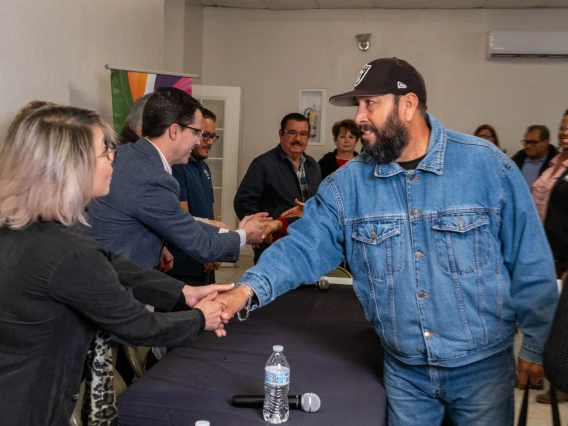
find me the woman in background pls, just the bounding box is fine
[0,105,228,425]
[318,119,360,179]
[532,108,568,405]
[474,124,501,148]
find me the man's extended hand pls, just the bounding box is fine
[517,357,544,389]
[214,286,251,323]
[194,293,226,337]
[239,213,271,245]
[281,199,305,218]
[182,283,235,308]
[157,246,174,273]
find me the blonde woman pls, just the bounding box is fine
[0,105,231,425]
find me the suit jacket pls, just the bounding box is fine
[0,222,204,425]
[511,144,558,178]
[233,144,321,219]
[87,138,240,270]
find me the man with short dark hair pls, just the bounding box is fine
[87,87,266,273]
[512,125,557,188]
[168,108,225,285]
[218,58,558,425]
[234,112,321,263]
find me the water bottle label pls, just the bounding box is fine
[265,369,290,385]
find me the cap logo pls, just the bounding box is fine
[397,81,407,89]
[354,64,372,87]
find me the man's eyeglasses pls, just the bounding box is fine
[178,124,204,141]
[559,125,568,132]
[97,140,117,163]
[283,129,309,139]
[201,131,220,144]
[521,139,545,146]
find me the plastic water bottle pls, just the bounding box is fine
[263,345,290,424]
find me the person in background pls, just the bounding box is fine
[318,119,361,179]
[168,108,228,285]
[474,124,500,148]
[512,125,558,188]
[0,105,231,425]
[532,111,568,405]
[234,112,321,264]
[117,93,152,145]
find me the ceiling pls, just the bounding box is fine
[195,0,568,9]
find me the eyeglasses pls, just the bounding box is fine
[97,140,117,163]
[201,131,219,144]
[521,139,546,146]
[559,125,568,132]
[178,124,204,141]
[283,129,309,139]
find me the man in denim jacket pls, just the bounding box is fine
[218,58,558,425]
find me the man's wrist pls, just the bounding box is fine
[235,229,246,249]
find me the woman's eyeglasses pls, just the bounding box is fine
[97,140,117,163]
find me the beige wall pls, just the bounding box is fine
[164,0,203,79]
[0,0,165,134]
[202,8,568,178]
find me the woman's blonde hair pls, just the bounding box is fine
[0,105,115,229]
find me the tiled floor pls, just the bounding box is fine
[219,255,567,425]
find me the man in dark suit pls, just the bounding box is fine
[87,87,266,271]
[234,112,322,264]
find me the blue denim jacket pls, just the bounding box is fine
[240,114,558,368]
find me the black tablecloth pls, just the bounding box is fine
[117,285,386,425]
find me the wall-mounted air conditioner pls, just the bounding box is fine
[486,31,568,59]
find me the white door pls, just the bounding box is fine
[192,85,242,230]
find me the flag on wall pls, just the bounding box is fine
[110,69,193,133]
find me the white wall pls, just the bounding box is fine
[202,8,568,178]
[0,0,165,134]
[164,0,203,78]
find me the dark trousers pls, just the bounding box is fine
[168,271,216,286]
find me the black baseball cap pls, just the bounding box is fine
[329,57,427,107]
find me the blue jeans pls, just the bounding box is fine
[384,346,516,425]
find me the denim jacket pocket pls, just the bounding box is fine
[351,220,404,280]
[432,213,490,274]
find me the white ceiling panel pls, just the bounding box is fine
[199,0,568,8]
[317,0,375,8]
[262,0,319,9]
[211,0,266,8]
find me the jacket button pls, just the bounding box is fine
[409,175,420,181]
[410,209,421,215]
[418,291,430,298]
[424,331,435,338]
[415,252,426,258]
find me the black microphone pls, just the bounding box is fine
[232,393,321,413]
[299,279,330,290]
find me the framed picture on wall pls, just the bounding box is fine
[299,89,326,145]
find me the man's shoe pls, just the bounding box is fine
[536,389,568,404]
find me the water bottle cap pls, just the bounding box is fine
[273,345,283,352]
[195,421,210,426]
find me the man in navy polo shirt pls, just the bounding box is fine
[168,108,228,285]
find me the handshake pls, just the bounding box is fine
[182,283,256,337]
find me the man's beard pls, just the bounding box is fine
[191,149,207,161]
[361,107,410,165]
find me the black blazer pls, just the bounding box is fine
[318,149,358,180]
[234,144,321,219]
[511,144,558,178]
[0,222,203,425]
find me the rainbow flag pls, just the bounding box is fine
[110,69,193,133]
